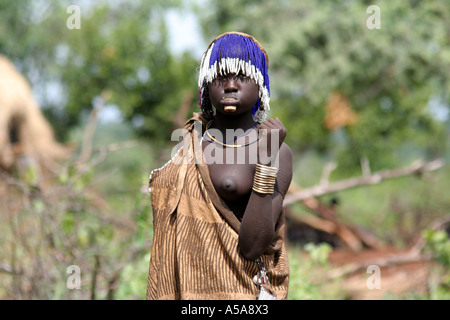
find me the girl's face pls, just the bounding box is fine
[208,73,259,117]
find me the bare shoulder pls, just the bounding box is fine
[279,142,293,169]
[276,142,293,195]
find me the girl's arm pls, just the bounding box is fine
[238,118,293,260]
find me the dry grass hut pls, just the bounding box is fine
[0,55,69,185]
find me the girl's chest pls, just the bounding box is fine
[202,141,256,202]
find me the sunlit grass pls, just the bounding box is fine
[287,244,347,300]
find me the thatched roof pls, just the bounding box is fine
[0,55,69,172]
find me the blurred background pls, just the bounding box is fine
[0,0,449,300]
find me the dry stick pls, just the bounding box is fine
[173,91,194,129]
[327,252,431,280]
[347,224,385,250]
[6,188,25,298]
[90,140,138,167]
[106,270,121,300]
[286,208,364,251]
[287,182,366,251]
[319,162,337,187]
[105,244,148,300]
[0,169,31,197]
[284,158,444,251]
[0,264,18,274]
[408,215,450,257]
[78,97,103,164]
[284,159,445,205]
[326,216,450,280]
[90,255,101,300]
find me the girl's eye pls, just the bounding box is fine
[238,74,250,81]
[214,74,250,83]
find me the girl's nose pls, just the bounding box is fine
[224,76,238,93]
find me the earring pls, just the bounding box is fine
[253,106,267,123]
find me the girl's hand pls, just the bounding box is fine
[257,118,287,166]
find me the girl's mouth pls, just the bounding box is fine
[222,97,238,112]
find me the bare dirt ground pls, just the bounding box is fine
[328,247,431,299]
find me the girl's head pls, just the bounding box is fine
[198,32,270,123]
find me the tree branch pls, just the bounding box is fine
[327,252,431,280]
[326,215,450,279]
[173,91,193,129]
[78,96,103,163]
[284,159,444,205]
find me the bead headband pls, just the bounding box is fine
[198,32,270,123]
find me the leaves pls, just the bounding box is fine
[304,242,333,266]
[196,0,450,171]
[422,229,450,268]
[1,0,198,142]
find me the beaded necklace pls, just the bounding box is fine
[203,120,260,148]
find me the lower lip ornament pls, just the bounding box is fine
[224,106,237,112]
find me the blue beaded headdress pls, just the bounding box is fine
[198,32,270,123]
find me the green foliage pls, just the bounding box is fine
[195,0,450,172]
[422,229,450,301]
[2,0,449,300]
[3,0,448,170]
[58,0,199,142]
[288,244,345,300]
[422,229,450,268]
[303,242,333,266]
[0,1,61,74]
[0,119,156,300]
[395,228,450,300]
[115,253,151,300]
[1,0,199,142]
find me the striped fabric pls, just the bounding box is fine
[146,114,289,300]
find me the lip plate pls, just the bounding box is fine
[224,106,237,112]
[221,97,240,106]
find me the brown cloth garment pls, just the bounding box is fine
[146,113,289,300]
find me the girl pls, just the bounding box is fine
[147,32,292,300]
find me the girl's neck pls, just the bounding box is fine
[212,112,257,133]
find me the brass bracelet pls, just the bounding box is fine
[253,181,275,189]
[252,164,278,194]
[256,163,278,174]
[253,176,276,183]
[252,187,274,194]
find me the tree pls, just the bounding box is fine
[0,0,199,143]
[194,0,450,172]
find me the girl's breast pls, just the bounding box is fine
[208,163,255,202]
